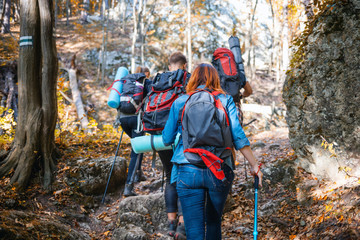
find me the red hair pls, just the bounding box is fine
[186,63,225,94]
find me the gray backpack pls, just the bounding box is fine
[180,89,233,179]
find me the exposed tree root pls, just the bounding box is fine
[0,109,51,191]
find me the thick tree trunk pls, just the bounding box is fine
[0,0,58,191]
[38,0,58,188]
[1,0,10,33]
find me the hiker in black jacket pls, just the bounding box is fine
[119,66,152,196]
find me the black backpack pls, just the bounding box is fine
[212,48,246,102]
[119,73,146,114]
[181,89,233,180]
[143,69,190,133]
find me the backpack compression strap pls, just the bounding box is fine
[184,148,231,181]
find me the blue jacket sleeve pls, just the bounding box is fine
[162,101,179,146]
[225,95,250,150]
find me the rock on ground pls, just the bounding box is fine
[65,157,127,195]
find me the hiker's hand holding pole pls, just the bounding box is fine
[239,146,263,187]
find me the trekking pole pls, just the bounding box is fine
[253,175,259,240]
[161,168,165,192]
[101,130,124,204]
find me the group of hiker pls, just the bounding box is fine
[109,39,264,239]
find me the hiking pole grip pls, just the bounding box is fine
[254,175,259,190]
[102,130,124,204]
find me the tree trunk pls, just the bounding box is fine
[0,0,58,191]
[268,0,275,75]
[54,0,57,27]
[5,71,15,111]
[140,0,146,65]
[247,0,258,79]
[66,0,69,26]
[0,0,6,30]
[121,0,126,33]
[281,0,289,82]
[131,0,138,73]
[81,0,89,23]
[186,0,192,72]
[101,0,109,85]
[68,55,90,132]
[1,0,10,33]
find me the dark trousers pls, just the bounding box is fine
[120,116,144,184]
[158,149,181,214]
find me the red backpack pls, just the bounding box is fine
[212,48,246,102]
[142,69,190,133]
[181,89,233,181]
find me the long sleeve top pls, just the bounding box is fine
[162,85,250,183]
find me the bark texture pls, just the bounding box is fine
[1,0,10,33]
[0,0,58,191]
[283,1,360,180]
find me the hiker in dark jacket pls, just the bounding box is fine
[156,52,188,238]
[119,66,152,196]
[162,63,263,239]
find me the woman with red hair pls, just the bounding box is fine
[162,63,263,239]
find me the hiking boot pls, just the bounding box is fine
[167,219,177,237]
[123,184,137,197]
[175,222,186,240]
[134,170,146,183]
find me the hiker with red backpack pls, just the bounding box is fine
[212,36,253,125]
[142,52,190,239]
[162,63,263,239]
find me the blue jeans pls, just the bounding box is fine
[120,116,144,184]
[176,164,234,240]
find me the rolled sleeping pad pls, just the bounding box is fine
[107,67,129,108]
[228,36,246,74]
[131,134,180,153]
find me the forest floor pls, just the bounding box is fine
[1,17,360,239]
